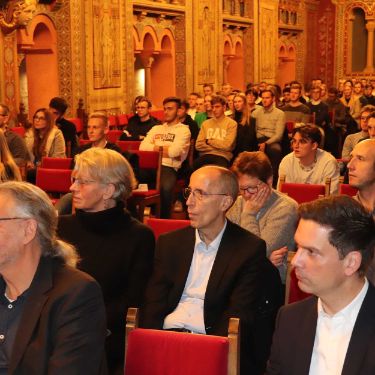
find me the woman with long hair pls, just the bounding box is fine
[0,129,22,181]
[232,92,258,160]
[25,108,66,166]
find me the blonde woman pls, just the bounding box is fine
[0,129,22,181]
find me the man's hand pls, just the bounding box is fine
[243,183,271,214]
[269,247,288,267]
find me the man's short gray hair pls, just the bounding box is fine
[0,181,78,267]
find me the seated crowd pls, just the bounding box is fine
[0,77,374,375]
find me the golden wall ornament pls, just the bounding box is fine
[0,0,37,34]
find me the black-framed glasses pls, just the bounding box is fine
[183,187,228,201]
[33,116,46,121]
[239,185,260,195]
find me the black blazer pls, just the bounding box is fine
[267,283,375,375]
[140,220,276,374]
[8,256,107,375]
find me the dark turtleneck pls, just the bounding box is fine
[57,202,155,373]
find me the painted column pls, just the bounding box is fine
[364,20,375,73]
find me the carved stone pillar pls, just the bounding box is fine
[223,56,233,84]
[364,20,375,73]
[140,55,154,98]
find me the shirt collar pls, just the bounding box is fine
[317,278,369,321]
[194,220,227,253]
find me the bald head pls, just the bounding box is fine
[348,139,375,191]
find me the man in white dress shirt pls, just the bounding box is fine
[141,166,282,374]
[267,195,375,375]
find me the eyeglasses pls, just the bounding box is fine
[71,177,97,186]
[239,184,261,195]
[183,187,227,201]
[34,116,46,121]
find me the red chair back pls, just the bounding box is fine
[117,114,128,127]
[107,130,123,143]
[146,218,190,239]
[67,118,83,133]
[10,126,25,137]
[286,121,295,134]
[280,183,326,204]
[41,157,73,169]
[125,328,229,375]
[79,139,92,147]
[339,183,358,197]
[132,150,160,170]
[36,168,72,194]
[150,110,165,121]
[116,140,141,152]
[108,115,118,128]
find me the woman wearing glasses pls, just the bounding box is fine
[24,108,66,165]
[57,147,155,375]
[0,129,22,181]
[227,151,298,285]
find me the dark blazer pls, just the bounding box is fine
[8,256,107,375]
[267,283,375,375]
[140,220,277,374]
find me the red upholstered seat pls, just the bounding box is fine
[108,115,118,129]
[150,109,165,121]
[41,157,73,169]
[36,168,72,194]
[339,183,358,197]
[132,189,158,197]
[125,328,229,375]
[10,126,25,137]
[107,130,123,143]
[67,118,83,134]
[117,114,128,128]
[116,140,141,152]
[146,218,190,239]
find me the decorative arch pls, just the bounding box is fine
[17,14,58,117]
[225,36,245,91]
[277,41,296,88]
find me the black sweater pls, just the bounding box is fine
[57,203,155,372]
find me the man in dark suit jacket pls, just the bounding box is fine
[140,166,281,374]
[267,195,375,375]
[0,181,107,374]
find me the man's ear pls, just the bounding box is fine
[343,251,362,277]
[23,218,38,245]
[103,183,116,201]
[221,195,234,212]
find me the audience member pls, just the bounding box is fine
[25,108,65,182]
[359,84,375,107]
[187,92,200,119]
[120,97,160,141]
[195,95,237,169]
[57,148,155,374]
[324,87,348,129]
[227,152,298,284]
[232,93,258,160]
[252,88,286,186]
[340,84,361,124]
[140,96,191,218]
[140,166,281,374]
[246,88,261,112]
[282,86,311,124]
[267,195,375,375]
[0,181,107,374]
[342,105,374,159]
[368,113,375,139]
[203,83,214,96]
[224,92,235,116]
[353,81,363,100]
[278,87,290,108]
[178,99,199,141]
[194,95,211,128]
[278,125,339,194]
[0,129,22,181]
[49,97,78,155]
[0,103,29,166]
[221,83,232,97]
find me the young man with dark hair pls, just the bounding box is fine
[140,96,191,218]
[187,92,201,120]
[282,86,311,124]
[120,97,160,141]
[267,195,375,375]
[278,125,339,194]
[49,97,77,155]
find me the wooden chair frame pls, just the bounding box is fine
[125,308,240,375]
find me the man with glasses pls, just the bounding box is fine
[0,103,29,167]
[119,97,160,141]
[278,125,339,194]
[0,181,107,374]
[342,105,375,159]
[141,165,279,374]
